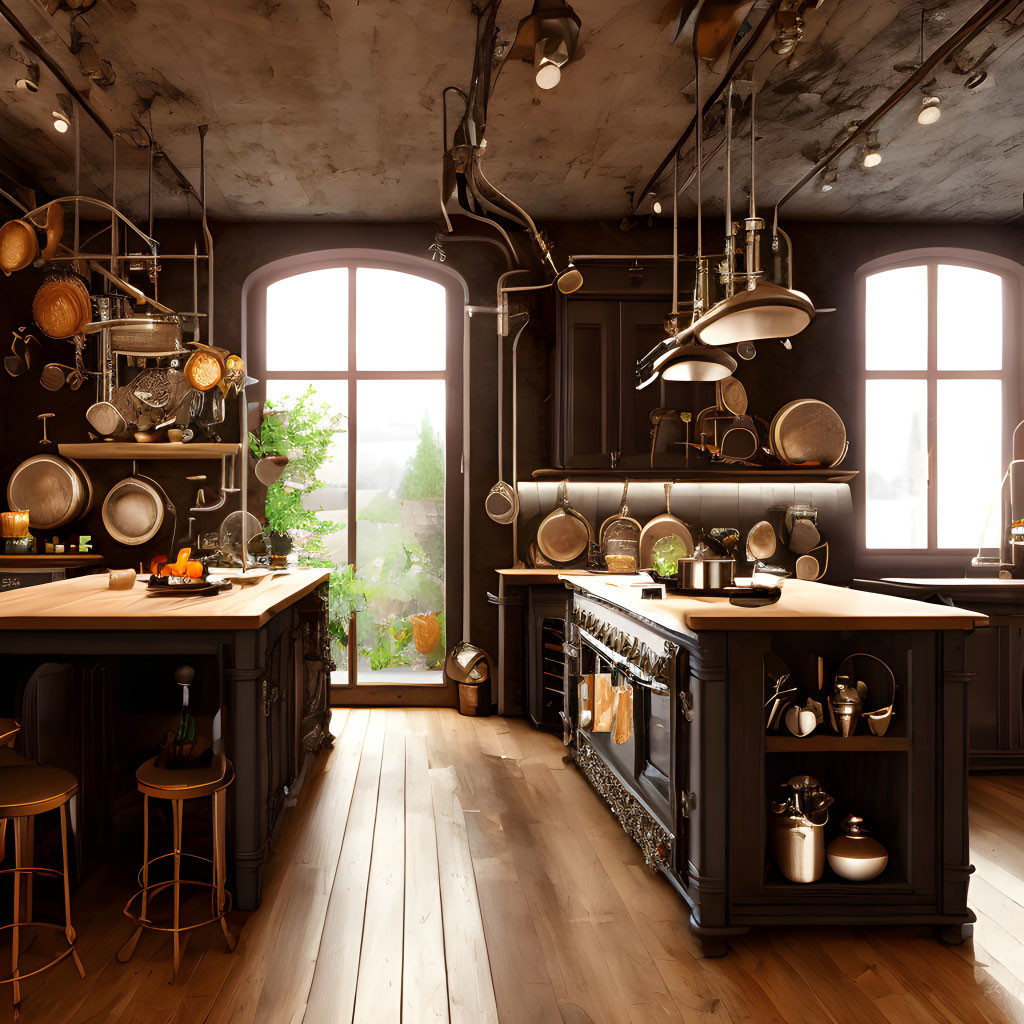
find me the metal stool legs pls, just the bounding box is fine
[6,803,84,1020]
[118,789,235,981]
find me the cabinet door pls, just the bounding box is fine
[619,300,671,468]
[560,300,618,467]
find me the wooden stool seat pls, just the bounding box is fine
[0,762,78,818]
[118,756,236,980]
[0,757,84,1019]
[135,757,232,800]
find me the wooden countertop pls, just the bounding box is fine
[561,576,988,634]
[0,568,330,631]
[496,568,596,586]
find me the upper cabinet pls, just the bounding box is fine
[553,298,670,469]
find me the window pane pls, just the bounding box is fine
[865,266,927,370]
[865,380,928,548]
[937,265,1002,370]
[266,269,348,370]
[263,380,349,665]
[355,380,446,683]
[937,379,1002,549]
[356,268,446,370]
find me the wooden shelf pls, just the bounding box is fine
[0,554,104,568]
[530,468,858,483]
[58,442,240,461]
[765,735,909,753]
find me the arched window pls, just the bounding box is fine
[243,252,464,700]
[858,249,1022,557]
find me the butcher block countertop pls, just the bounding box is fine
[561,575,989,635]
[0,568,330,631]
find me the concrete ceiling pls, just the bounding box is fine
[0,0,1020,224]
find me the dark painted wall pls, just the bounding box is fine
[2,215,1021,677]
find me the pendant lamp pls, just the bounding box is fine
[694,280,815,346]
[655,341,737,382]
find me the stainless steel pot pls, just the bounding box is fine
[7,455,92,530]
[677,553,735,591]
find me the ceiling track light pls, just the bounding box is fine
[511,1,581,91]
[819,164,838,192]
[862,130,881,168]
[51,92,73,135]
[15,61,39,92]
[917,94,941,124]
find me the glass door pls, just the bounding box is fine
[260,260,453,699]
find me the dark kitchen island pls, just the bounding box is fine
[559,575,987,956]
[0,567,332,910]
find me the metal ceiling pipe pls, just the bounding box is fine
[631,0,783,212]
[771,0,1017,222]
[0,0,201,205]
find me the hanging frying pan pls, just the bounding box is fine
[769,400,847,467]
[7,455,92,530]
[102,475,174,547]
[745,520,777,562]
[639,483,693,569]
[534,481,593,565]
[599,481,640,547]
[695,378,759,463]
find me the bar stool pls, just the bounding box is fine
[0,754,85,1020]
[116,756,236,981]
[0,718,18,863]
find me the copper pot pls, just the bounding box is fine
[33,274,91,339]
[0,219,38,275]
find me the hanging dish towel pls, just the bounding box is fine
[593,672,614,732]
[578,675,594,730]
[612,684,633,745]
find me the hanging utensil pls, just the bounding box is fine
[4,328,39,377]
[102,475,170,546]
[7,454,92,529]
[745,520,777,562]
[254,455,289,487]
[0,219,38,275]
[32,274,91,339]
[638,483,693,569]
[599,481,641,572]
[41,202,64,261]
[486,316,527,525]
[533,481,593,565]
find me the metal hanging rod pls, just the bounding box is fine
[630,0,783,212]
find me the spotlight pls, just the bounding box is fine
[917,95,941,124]
[862,130,881,168]
[15,62,39,92]
[52,94,72,134]
[819,165,838,192]
[555,261,583,294]
[512,1,581,91]
[647,192,663,215]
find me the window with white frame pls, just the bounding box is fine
[862,252,1018,553]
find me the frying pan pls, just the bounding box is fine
[7,455,92,530]
[102,475,172,546]
[746,520,777,562]
[638,484,693,569]
[599,481,641,547]
[770,400,847,467]
[534,482,593,565]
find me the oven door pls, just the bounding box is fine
[574,625,674,830]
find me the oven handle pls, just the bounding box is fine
[577,627,670,693]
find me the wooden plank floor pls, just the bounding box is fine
[3,709,1023,1023]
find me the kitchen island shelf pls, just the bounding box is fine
[765,736,909,752]
[0,554,105,567]
[58,442,241,460]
